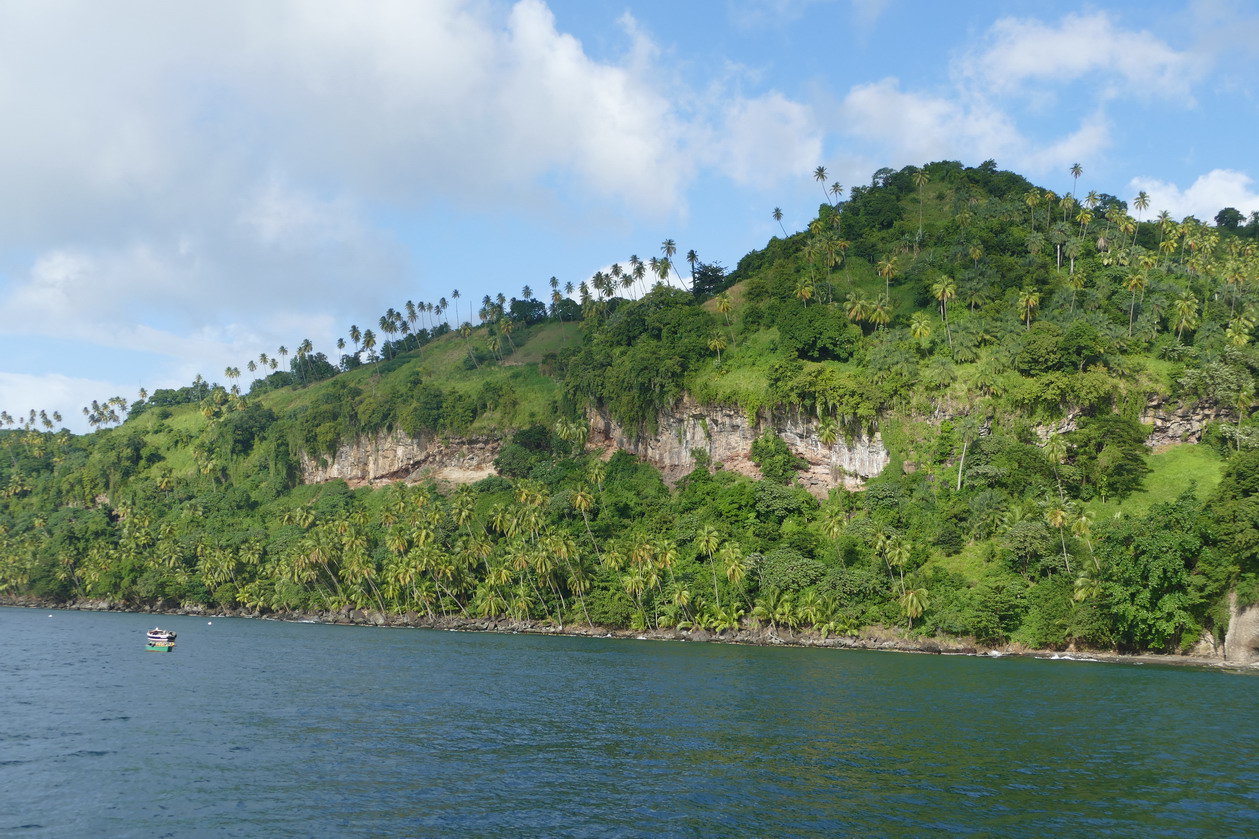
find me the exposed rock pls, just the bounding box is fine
[1140,396,1220,447]
[587,397,889,496]
[298,429,500,488]
[292,394,1219,495]
[1224,592,1259,666]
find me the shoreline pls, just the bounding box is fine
[5,595,1253,672]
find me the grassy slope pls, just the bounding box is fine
[123,322,580,483]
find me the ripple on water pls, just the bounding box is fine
[2,607,1257,838]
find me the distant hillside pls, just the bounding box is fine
[3,160,1259,661]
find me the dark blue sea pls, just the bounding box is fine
[2,607,1256,837]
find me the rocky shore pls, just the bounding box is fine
[5,594,1252,671]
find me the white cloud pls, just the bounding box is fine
[839,77,1108,175]
[1129,169,1259,222]
[0,371,128,433]
[711,92,822,188]
[959,12,1199,101]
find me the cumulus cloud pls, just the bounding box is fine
[0,372,129,433]
[832,10,1196,179]
[838,78,1111,176]
[1129,169,1259,222]
[710,92,822,188]
[0,0,823,425]
[958,12,1199,101]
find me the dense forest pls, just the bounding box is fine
[3,159,1259,653]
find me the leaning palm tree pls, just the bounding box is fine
[773,206,788,238]
[813,165,830,205]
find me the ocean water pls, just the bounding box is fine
[2,606,1256,837]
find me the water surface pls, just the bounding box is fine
[2,607,1256,837]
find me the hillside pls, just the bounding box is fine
[3,160,1259,660]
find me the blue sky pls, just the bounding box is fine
[2,0,1258,431]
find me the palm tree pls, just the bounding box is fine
[911,168,929,248]
[1125,273,1147,336]
[931,275,956,347]
[876,256,896,301]
[829,182,844,204]
[707,333,727,364]
[868,298,891,329]
[909,312,932,343]
[773,207,787,238]
[1044,500,1072,574]
[956,414,981,491]
[695,525,722,609]
[1070,162,1083,198]
[715,292,735,343]
[1017,287,1040,328]
[794,277,814,306]
[900,587,927,629]
[813,165,830,205]
[1173,293,1199,340]
[1133,190,1150,227]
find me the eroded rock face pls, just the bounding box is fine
[298,429,500,488]
[587,398,889,496]
[1141,397,1220,447]
[1225,594,1259,666]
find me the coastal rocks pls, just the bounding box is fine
[1224,594,1259,665]
[587,398,889,495]
[298,429,500,488]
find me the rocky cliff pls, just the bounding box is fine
[587,398,889,496]
[297,395,1218,495]
[1224,593,1259,666]
[298,429,500,488]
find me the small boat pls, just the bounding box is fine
[145,627,176,652]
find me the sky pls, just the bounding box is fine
[2,0,1259,432]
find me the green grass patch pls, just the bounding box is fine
[1086,442,1224,519]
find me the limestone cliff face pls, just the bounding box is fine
[1140,396,1221,447]
[295,395,1217,495]
[1225,593,1259,666]
[297,429,500,489]
[587,398,889,496]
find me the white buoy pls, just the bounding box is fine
[207,621,212,625]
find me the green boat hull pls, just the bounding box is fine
[145,643,175,652]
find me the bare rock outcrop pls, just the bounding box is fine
[1225,592,1259,666]
[298,429,500,488]
[1140,396,1220,447]
[588,398,889,495]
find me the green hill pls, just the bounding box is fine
[3,159,1258,653]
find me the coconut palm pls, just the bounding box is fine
[707,333,727,364]
[715,292,735,342]
[876,256,896,301]
[1125,273,1147,336]
[931,275,956,347]
[773,207,787,238]
[695,525,722,609]
[813,165,830,205]
[911,168,929,247]
[909,312,932,343]
[1172,293,1199,340]
[1069,162,1083,198]
[1017,287,1040,328]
